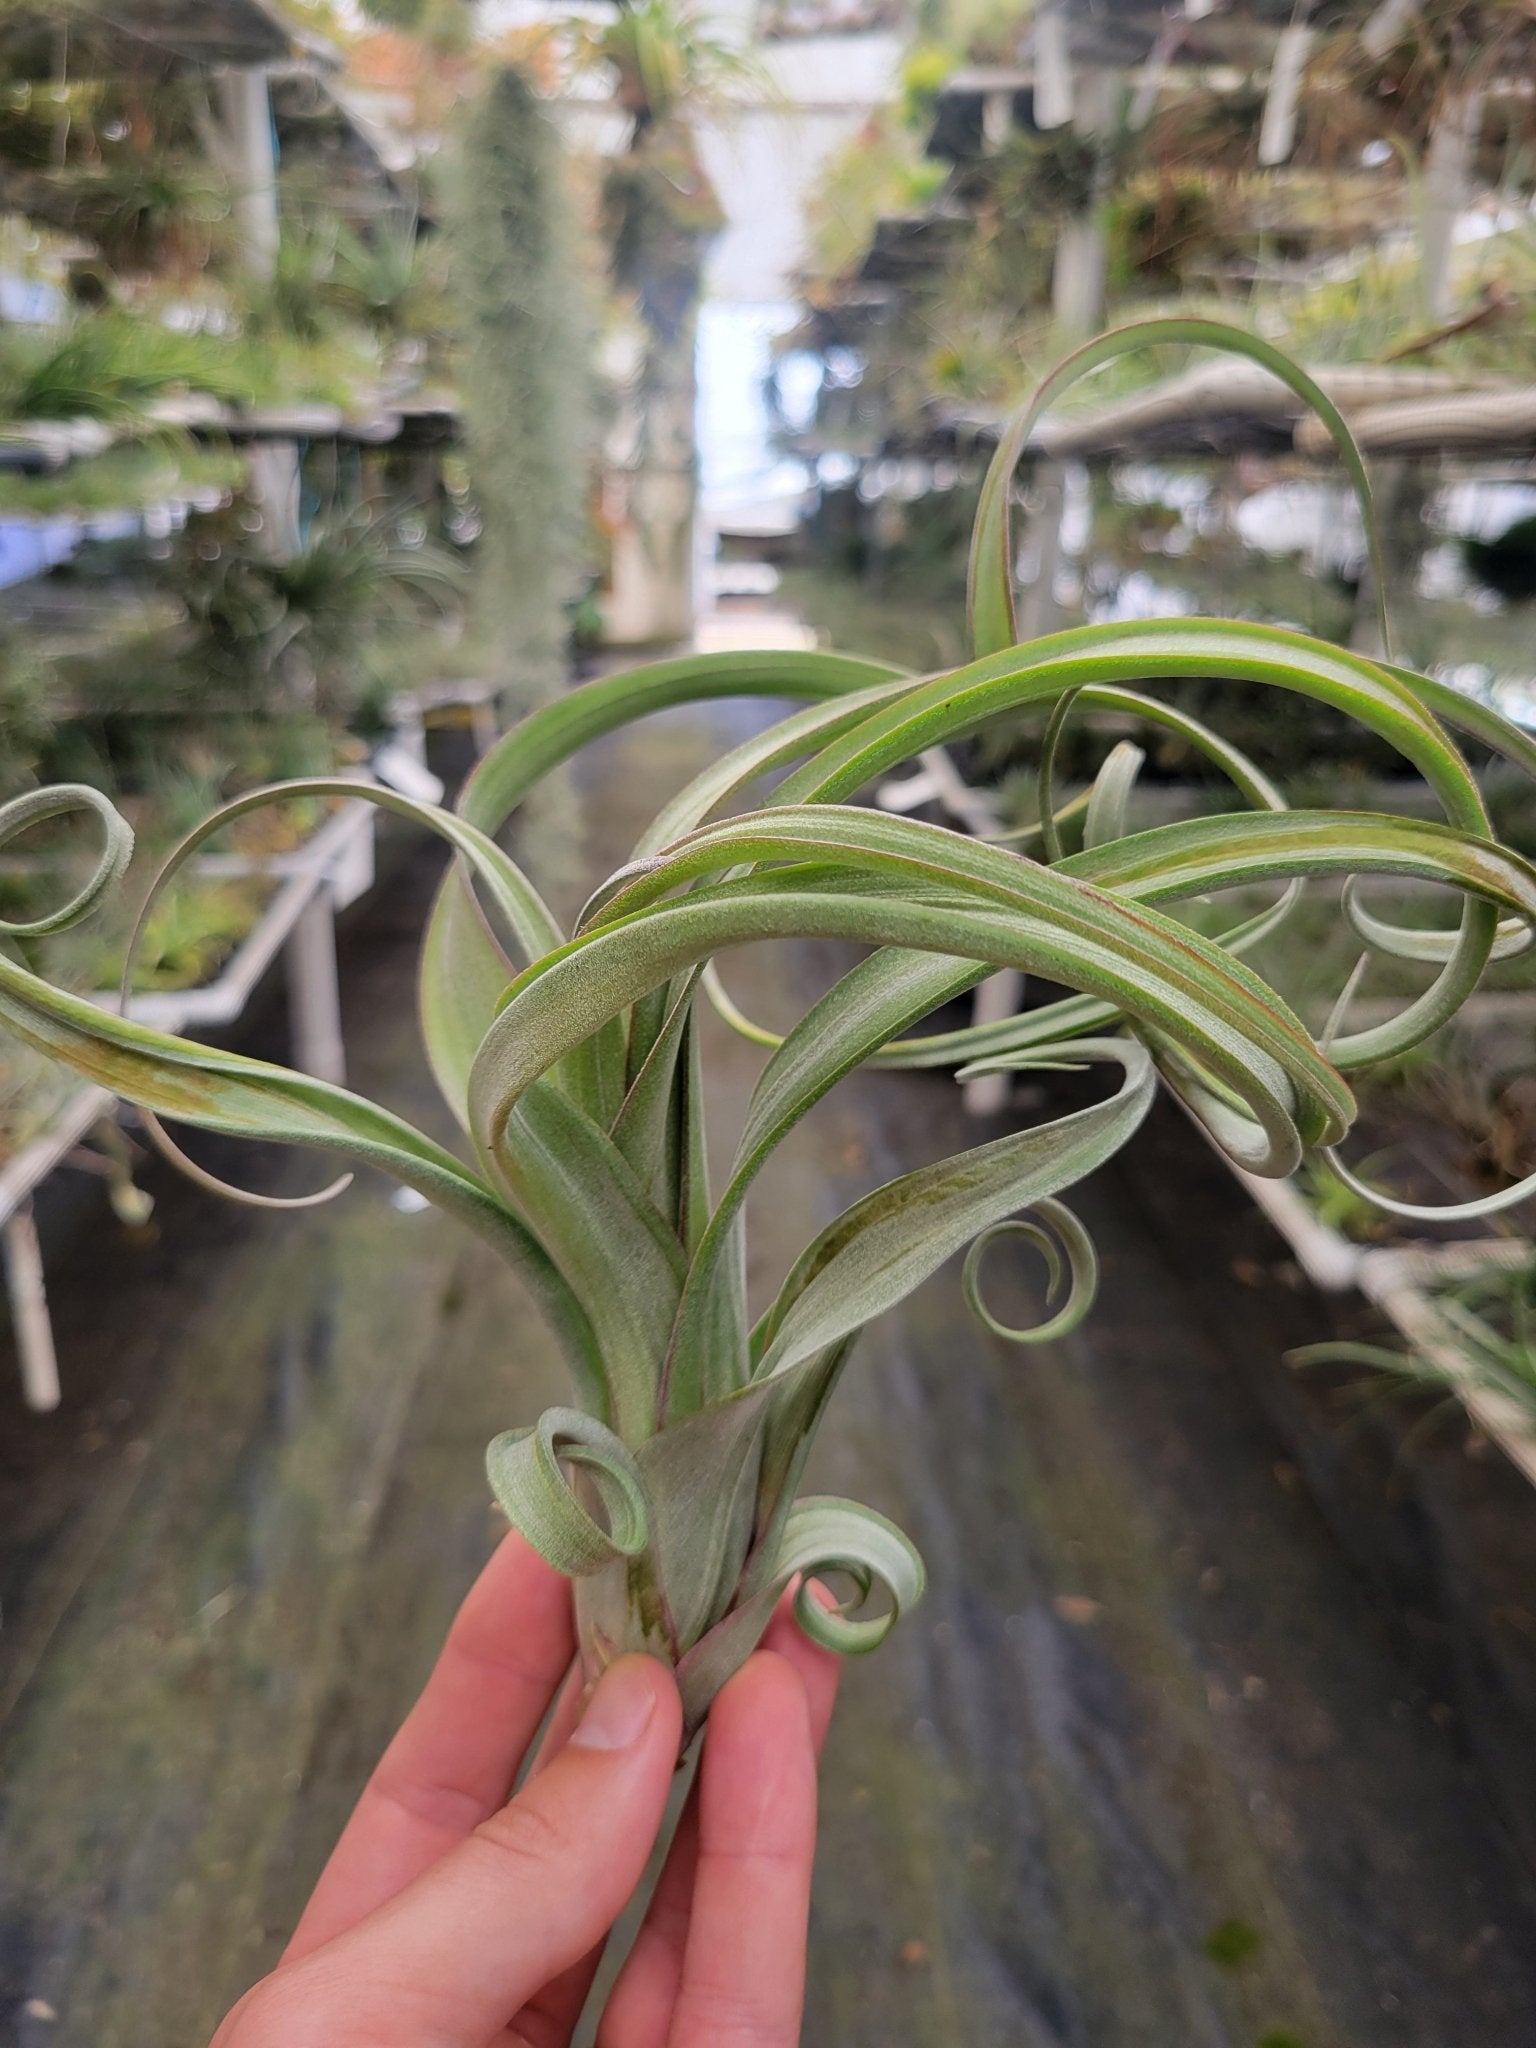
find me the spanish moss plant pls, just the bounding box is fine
[448,65,591,716]
[447,63,592,886]
[4,323,1536,1739]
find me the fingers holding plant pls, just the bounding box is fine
[215,1651,678,2047]
[212,1547,839,2048]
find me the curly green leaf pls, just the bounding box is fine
[486,1407,651,1575]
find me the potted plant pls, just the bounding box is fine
[1,323,1533,1739]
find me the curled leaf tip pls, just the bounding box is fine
[0,784,134,938]
[962,1196,1099,1345]
[1319,1146,1536,1226]
[136,1105,356,1211]
[778,1496,926,1655]
[486,1407,651,1576]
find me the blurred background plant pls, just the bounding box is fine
[159,499,464,711]
[0,619,54,797]
[0,311,245,422]
[1292,1259,1536,1430]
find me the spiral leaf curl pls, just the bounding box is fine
[0,784,133,938]
[961,1197,1099,1346]
[673,1495,925,1734]
[486,1408,651,1575]
[1,319,1534,1729]
[778,1497,925,1654]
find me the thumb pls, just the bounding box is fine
[245,1656,681,2048]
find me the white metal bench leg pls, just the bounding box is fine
[287,888,346,1085]
[961,969,1026,1118]
[5,1202,61,1412]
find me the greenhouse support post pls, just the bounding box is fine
[287,891,346,1087]
[214,65,280,284]
[4,1203,60,1412]
[1422,89,1484,323]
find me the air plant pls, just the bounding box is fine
[1291,1259,1536,1431]
[0,311,248,424]
[3,322,1536,1742]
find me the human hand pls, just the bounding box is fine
[211,1531,840,2048]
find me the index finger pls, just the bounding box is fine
[284,1529,574,1961]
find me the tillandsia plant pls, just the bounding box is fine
[4,322,1536,1739]
[1290,1258,1536,1428]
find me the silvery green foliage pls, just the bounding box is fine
[3,322,1535,1736]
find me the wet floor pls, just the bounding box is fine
[3,705,1536,2048]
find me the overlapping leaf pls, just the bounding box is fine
[3,322,1536,1733]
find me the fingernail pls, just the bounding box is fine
[569,1657,659,1752]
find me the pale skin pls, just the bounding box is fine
[211,1531,841,2048]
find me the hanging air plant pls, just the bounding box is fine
[3,323,1535,1741]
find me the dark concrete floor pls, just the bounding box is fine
[3,705,1536,2048]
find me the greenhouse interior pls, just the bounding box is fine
[3,1,1536,2042]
